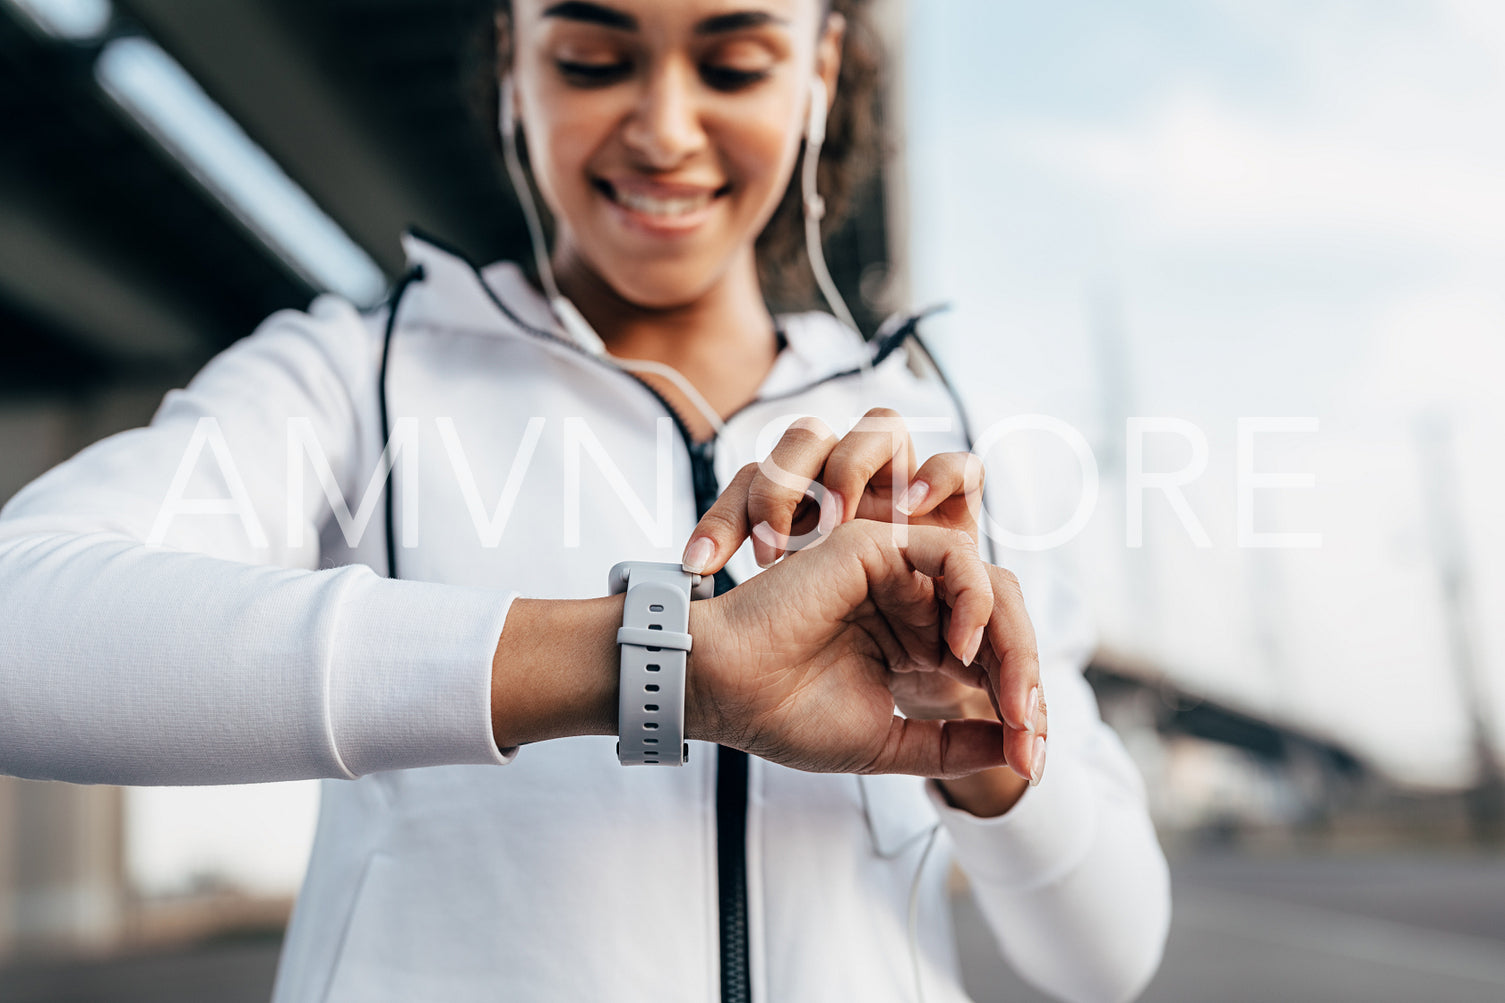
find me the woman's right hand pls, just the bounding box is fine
[686,519,1042,781]
[680,408,986,575]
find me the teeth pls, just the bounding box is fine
[612,188,712,217]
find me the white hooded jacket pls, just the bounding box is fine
[0,234,1169,1003]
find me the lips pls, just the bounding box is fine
[593,177,730,223]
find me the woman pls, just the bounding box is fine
[0,1,1169,1000]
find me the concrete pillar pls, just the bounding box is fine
[870,0,912,309]
[0,777,15,957]
[0,386,164,962]
[9,780,127,957]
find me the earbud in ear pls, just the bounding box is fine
[805,76,828,146]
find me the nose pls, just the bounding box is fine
[621,60,706,169]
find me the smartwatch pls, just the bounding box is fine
[608,561,714,766]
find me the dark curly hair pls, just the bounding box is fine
[483,0,884,310]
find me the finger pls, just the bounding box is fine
[865,716,1011,779]
[901,451,985,519]
[863,523,994,668]
[981,565,1044,782]
[824,408,916,519]
[981,566,1041,730]
[749,417,839,567]
[681,463,757,575]
[862,561,943,670]
[1003,723,1041,786]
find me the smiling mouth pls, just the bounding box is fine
[593,178,730,219]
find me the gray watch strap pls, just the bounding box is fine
[608,561,711,766]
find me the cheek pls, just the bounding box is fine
[718,111,804,222]
[523,96,621,219]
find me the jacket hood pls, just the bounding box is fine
[394,228,918,400]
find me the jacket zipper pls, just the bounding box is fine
[689,439,752,1003]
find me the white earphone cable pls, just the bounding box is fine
[499,77,725,435]
[612,357,727,436]
[802,76,874,389]
[857,777,942,1003]
[500,78,563,309]
[907,824,941,1003]
[501,74,875,434]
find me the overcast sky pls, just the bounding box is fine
[904,0,1505,787]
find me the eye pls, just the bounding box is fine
[700,65,771,92]
[699,40,778,93]
[555,58,633,87]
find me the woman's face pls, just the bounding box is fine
[509,0,843,309]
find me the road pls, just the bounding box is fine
[5,850,1505,1002]
[959,849,1505,1003]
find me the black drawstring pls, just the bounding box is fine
[379,263,425,581]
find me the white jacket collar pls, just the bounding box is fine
[396,230,882,396]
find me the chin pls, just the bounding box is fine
[601,259,725,311]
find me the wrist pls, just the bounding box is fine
[491,595,623,748]
[685,596,726,746]
[933,768,1029,818]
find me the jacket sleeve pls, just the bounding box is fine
[0,295,516,786]
[928,559,1170,1003]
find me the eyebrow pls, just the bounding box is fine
[539,3,789,36]
[541,2,636,31]
[695,11,790,36]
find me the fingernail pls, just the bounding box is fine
[682,537,715,574]
[1025,686,1041,733]
[897,480,930,516]
[961,625,984,667]
[1032,691,1048,736]
[1030,736,1047,786]
[823,489,847,527]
